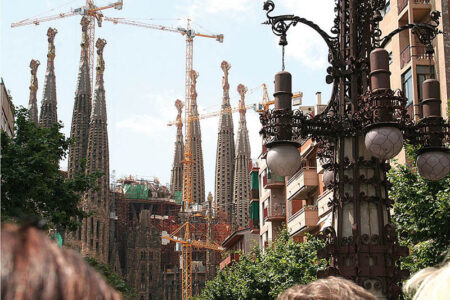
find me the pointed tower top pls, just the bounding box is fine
[28,59,40,125]
[175,99,184,129]
[91,38,107,120]
[207,192,213,202]
[46,27,57,66]
[190,69,199,102]
[76,17,91,96]
[237,84,248,115]
[47,27,57,44]
[39,27,58,128]
[221,61,231,101]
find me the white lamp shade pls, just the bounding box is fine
[365,126,403,160]
[266,143,301,177]
[417,151,450,180]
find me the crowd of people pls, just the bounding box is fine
[1,222,448,299]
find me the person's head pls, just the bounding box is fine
[404,261,450,300]
[278,276,376,300]
[1,222,122,300]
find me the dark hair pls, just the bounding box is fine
[278,276,376,300]
[1,223,122,300]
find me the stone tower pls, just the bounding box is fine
[214,61,235,224]
[68,17,92,178]
[170,99,184,198]
[28,59,40,125]
[189,70,205,203]
[232,84,251,229]
[39,28,58,128]
[81,38,110,262]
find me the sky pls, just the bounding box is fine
[1,0,334,197]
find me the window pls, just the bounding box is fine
[417,65,435,105]
[401,68,413,107]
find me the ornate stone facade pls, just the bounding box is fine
[232,84,251,229]
[214,61,235,223]
[39,28,58,128]
[28,59,40,125]
[68,17,92,178]
[81,38,110,262]
[189,71,205,203]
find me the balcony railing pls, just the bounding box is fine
[220,253,240,270]
[263,170,285,189]
[286,168,318,200]
[317,189,333,217]
[414,0,430,4]
[400,45,411,69]
[287,205,319,236]
[265,203,285,222]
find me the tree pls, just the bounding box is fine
[1,107,100,232]
[388,145,450,275]
[201,231,326,300]
[85,257,136,299]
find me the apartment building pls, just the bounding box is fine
[380,0,449,120]
[256,94,329,249]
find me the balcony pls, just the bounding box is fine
[263,170,285,189]
[287,206,319,237]
[220,253,240,270]
[400,45,411,69]
[286,168,318,200]
[265,202,285,222]
[317,189,333,217]
[398,0,408,13]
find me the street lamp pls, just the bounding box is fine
[260,1,449,298]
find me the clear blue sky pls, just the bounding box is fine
[1,0,334,197]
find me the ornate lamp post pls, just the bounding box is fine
[260,1,449,298]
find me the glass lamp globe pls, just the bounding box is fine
[417,151,450,180]
[365,126,403,160]
[266,143,301,177]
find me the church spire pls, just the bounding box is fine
[68,17,92,178]
[214,60,235,224]
[82,38,110,262]
[39,27,58,128]
[232,84,252,229]
[28,59,40,125]
[189,70,205,203]
[170,99,185,199]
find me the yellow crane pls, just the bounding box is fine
[11,0,123,95]
[103,17,224,299]
[166,83,304,126]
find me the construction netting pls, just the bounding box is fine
[251,171,259,190]
[122,184,149,199]
[174,191,182,205]
[250,201,259,222]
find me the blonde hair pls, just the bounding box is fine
[278,276,375,300]
[404,261,450,300]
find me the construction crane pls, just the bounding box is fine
[11,0,124,94]
[166,83,304,126]
[166,102,258,126]
[104,17,223,299]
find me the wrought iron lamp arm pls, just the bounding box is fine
[380,11,442,49]
[263,0,338,60]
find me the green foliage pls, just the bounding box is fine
[201,230,326,300]
[85,257,136,299]
[1,107,100,232]
[388,146,450,274]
